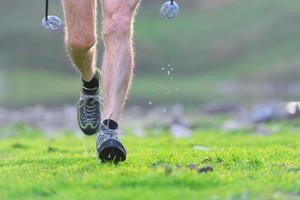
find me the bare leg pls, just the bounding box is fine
[101,0,140,122]
[62,0,97,81]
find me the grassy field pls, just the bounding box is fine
[0,127,300,200]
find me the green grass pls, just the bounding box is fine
[0,127,300,199]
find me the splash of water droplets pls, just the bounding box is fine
[148,64,178,113]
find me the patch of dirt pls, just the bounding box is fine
[198,165,213,173]
[186,163,198,170]
[11,143,26,149]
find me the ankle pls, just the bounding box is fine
[103,119,118,130]
[82,70,99,95]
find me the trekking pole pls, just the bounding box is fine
[42,0,64,32]
[160,0,179,19]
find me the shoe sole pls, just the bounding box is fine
[97,139,126,163]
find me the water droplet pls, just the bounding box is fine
[167,71,171,76]
[161,67,165,71]
[148,101,152,105]
[167,64,171,67]
[170,68,174,71]
[163,108,167,113]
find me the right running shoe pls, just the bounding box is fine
[77,70,101,135]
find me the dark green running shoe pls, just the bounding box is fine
[77,70,102,135]
[77,91,101,135]
[96,124,127,163]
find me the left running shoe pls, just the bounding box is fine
[96,124,127,163]
[77,70,101,135]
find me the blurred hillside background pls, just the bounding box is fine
[1,0,300,108]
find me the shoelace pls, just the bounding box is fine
[77,93,101,124]
[98,124,124,141]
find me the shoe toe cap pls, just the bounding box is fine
[80,125,99,135]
